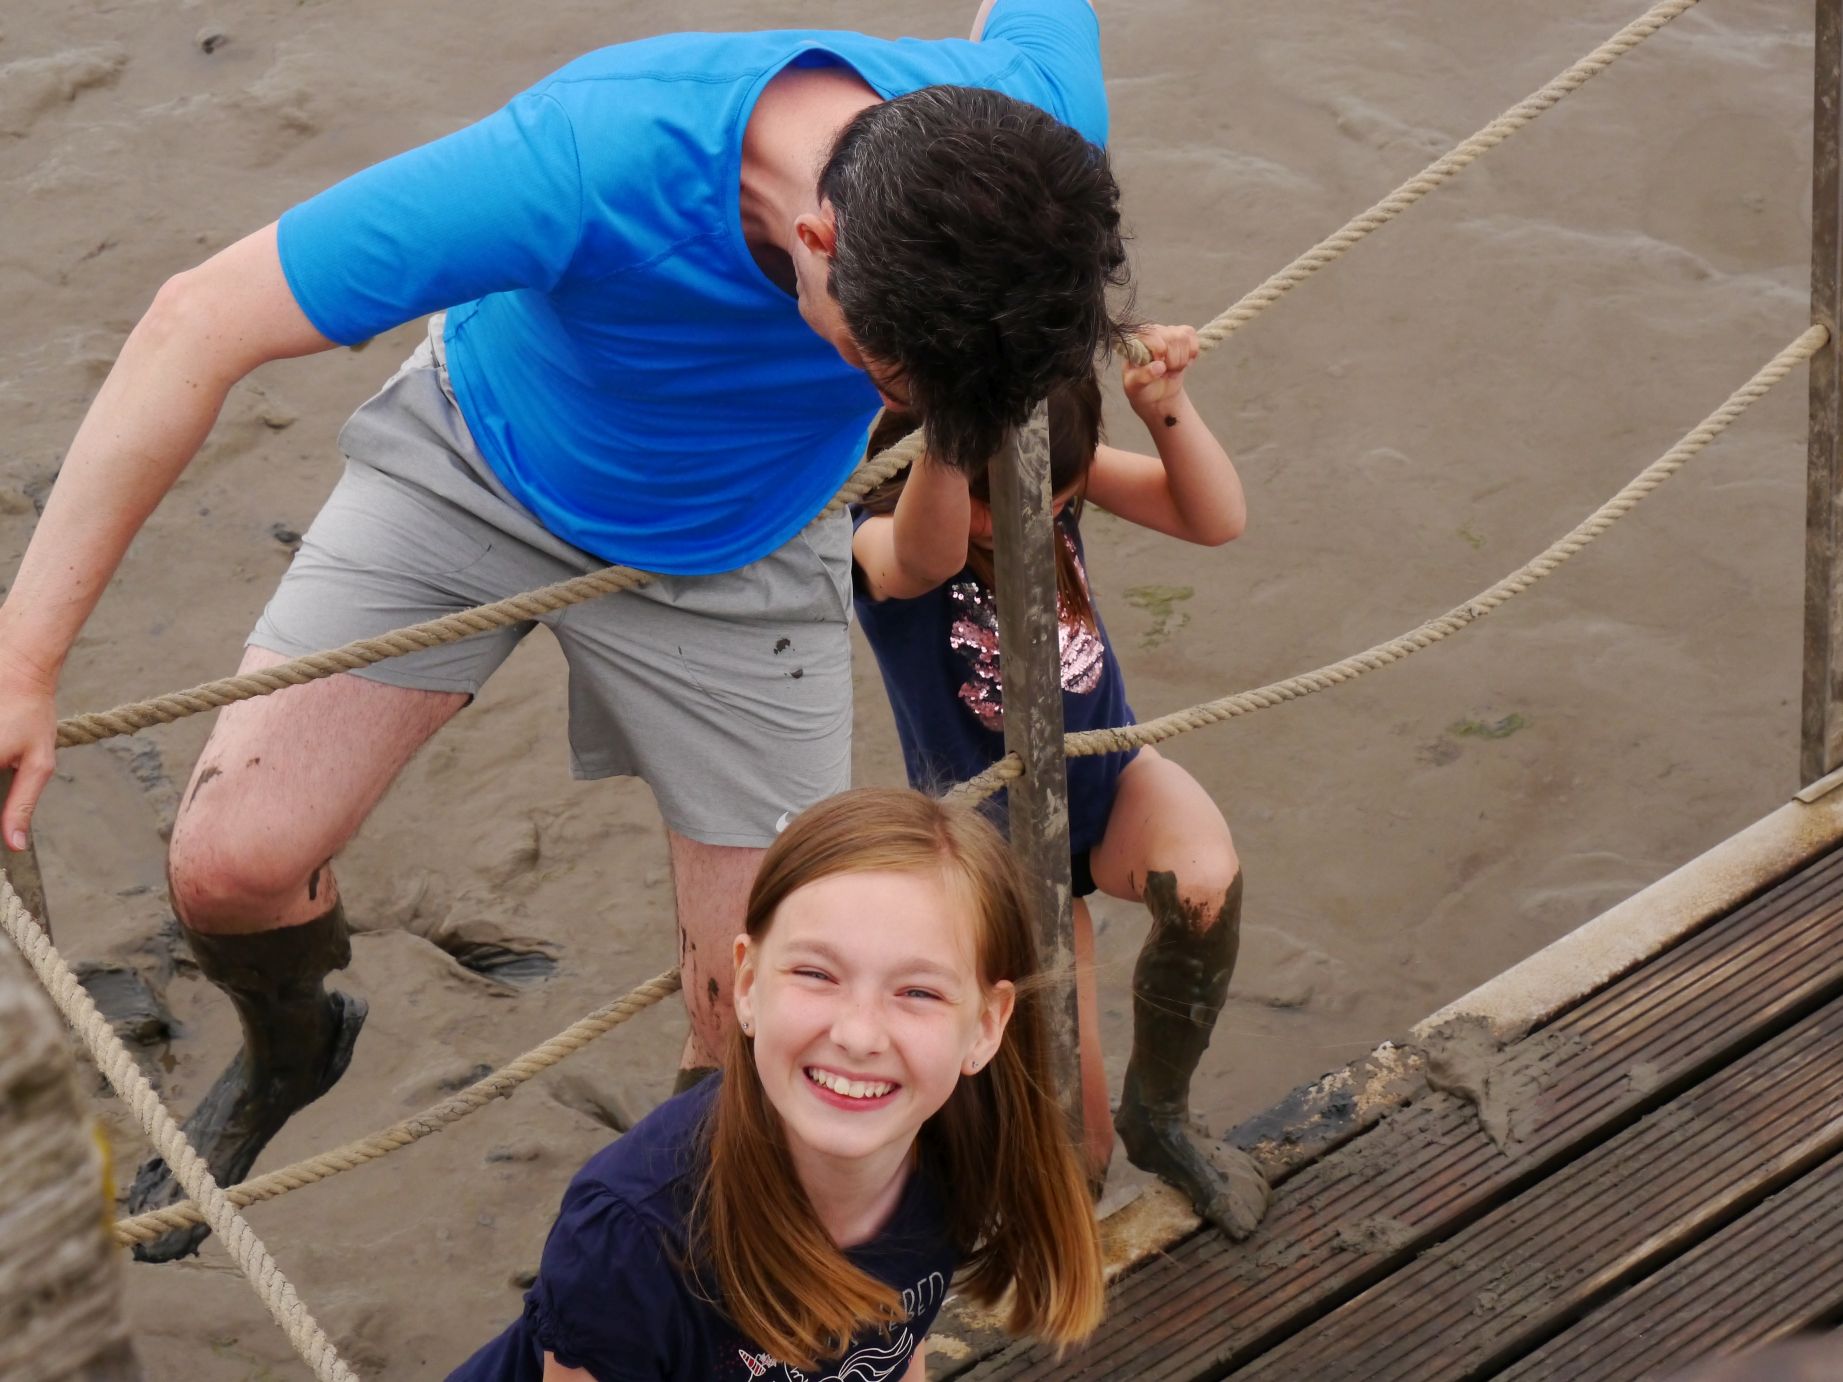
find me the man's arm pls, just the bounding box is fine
[0,221,335,847]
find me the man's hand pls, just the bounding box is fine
[1122,323,1200,419]
[0,652,59,852]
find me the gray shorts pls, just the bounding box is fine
[252,320,853,848]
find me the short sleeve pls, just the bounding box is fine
[277,88,585,344]
[525,1183,677,1380]
[977,0,1107,145]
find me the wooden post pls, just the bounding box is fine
[0,925,141,1379]
[0,769,53,938]
[1803,0,1843,786]
[988,401,1083,1135]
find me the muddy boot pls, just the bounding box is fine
[1115,871,1270,1240]
[126,904,367,1262]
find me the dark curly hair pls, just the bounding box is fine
[818,85,1133,474]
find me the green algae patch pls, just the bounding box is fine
[1450,712,1530,741]
[1123,584,1194,648]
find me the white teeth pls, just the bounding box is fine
[806,1068,893,1099]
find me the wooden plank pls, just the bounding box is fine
[1501,1149,1843,1380]
[1233,999,1843,1379]
[960,844,1843,1381]
[1805,0,1843,785]
[987,401,1082,1132]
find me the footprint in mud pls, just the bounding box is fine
[437,936,559,986]
[549,1070,653,1134]
[361,870,559,987]
[74,960,176,1047]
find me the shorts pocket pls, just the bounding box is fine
[299,462,493,582]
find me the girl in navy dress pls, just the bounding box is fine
[853,326,1267,1239]
[453,788,1103,1380]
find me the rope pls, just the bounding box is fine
[53,438,921,749]
[954,324,1829,803]
[112,968,681,1245]
[0,875,359,1382]
[1166,0,1703,363]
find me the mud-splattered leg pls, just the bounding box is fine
[667,832,763,1092]
[1115,870,1269,1238]
[132,647,463,1259]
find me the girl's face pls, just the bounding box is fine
[732,868,1015,1176]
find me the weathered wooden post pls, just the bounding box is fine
[987,401,1083,1135]
[0,907,141,1380]
[1804,0,1843,786]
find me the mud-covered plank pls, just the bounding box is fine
[1235,1000,1843,1380]
[959,845,1843,1381]
[1500,1149,1843,1380]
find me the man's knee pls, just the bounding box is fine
[168,801,333,930]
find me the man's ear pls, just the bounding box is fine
[794,204,838,257]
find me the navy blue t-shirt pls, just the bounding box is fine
[852,512,1137,853]
[451,1079,957,1381]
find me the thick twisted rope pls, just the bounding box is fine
[112,968,681,1245]
[954,324,1830,804]
[54,438,921,749]
[0,875,358,1382]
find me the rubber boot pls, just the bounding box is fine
[126,903,367,1262]
[1115,871,1271,1240]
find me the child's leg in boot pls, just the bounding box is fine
[127,903,366,1261]
[1115,870,1270,1239]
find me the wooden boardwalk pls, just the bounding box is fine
[940,839,1843,1380]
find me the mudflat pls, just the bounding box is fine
[0,0,1812,1374]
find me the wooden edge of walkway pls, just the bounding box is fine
[928,779,1843,1375]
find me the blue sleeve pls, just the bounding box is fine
[526,1184,676,1380]
[277,88,585,345]
[979,0,1108,146]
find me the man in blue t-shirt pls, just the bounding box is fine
[0,1,1127,1260]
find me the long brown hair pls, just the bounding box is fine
[861,374,1105,630]
[692,788,1104,1369]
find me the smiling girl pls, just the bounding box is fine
[451,788,1103,1381]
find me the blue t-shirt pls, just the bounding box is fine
[852,512,1137,854]
[450,1079,957,1382]
[277,3,1107,575]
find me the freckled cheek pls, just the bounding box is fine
[760,992,835,1054]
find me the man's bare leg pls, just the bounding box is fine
[1072,896,1113,1187]
[132,646,467,1260]
[668,832,766,1090]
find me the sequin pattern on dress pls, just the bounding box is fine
[949,527,1104,732]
